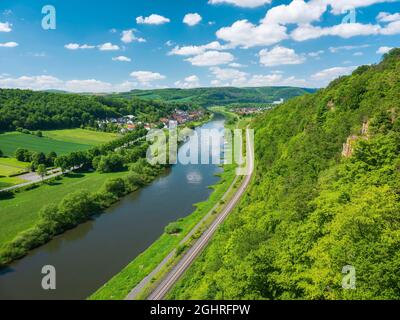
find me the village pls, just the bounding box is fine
[96,109,206,134]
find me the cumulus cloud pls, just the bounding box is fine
[112,56,131,62]
[185,51,234,66]
[215,0,400,47]
[0,75,136,93]
[183,13,202,26]
[291,23,381,41]
[377,11,400,22]
[136,14,170,25]
[311,66,358,83]
[121,29,146,43]
[0,22,12,32]
[65,43,95,50]
[130,71,166,85]
[327,0,398,15]
[229,62,247,68]
[377,46,393,54]
[209,66,306,87]
[216,19,288,48]
[98,42,120,51]
[0,41,18,48]
[259,46,306,67]
[208,0,272,8]
[175,75,201,88]
[169,41,229,56]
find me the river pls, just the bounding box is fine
[0,115,225,300]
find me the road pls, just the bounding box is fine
[147,128,254,300]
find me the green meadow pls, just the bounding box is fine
[0,158,29,177]
[0,132,91,156]
[43,129,120,146]
[0,171,128,248]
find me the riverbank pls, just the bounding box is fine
[90,112,242,300]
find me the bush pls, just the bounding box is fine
[165,222,182,235]
[97,154,125,173]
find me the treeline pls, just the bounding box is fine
[0,159,166,267]
[54,128,148,173]
[0,89,200,132]
[117,87,316,107]
[169,49,400,300]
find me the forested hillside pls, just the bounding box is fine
[0,90,196,132]
[113,87,316,107]
[169,49,400,300]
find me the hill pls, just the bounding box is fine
[113,86,316,107]
[0,89,197,132]
[168,49,400,300]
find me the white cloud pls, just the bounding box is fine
[259,46,306,67]
[183,13,202,26]
[377,11,400,22]
[308,50,324,57]
[121,29,146,43]
[0,75,139,92]
[327,0,398,15]
[112,56,131,62]
[65,43,95,50]
[209,66,307,87]
[175,75,201,88]
[186,51,234,66]
[130,71,166,85]
[208,0,272,8]
[98,42,120,51]
[136,14,170,25]
[0,22,12,32]
[229,62,247,68]
[291,23,382,41]
[311,66,358,83]
[380,20,400,34]
[215,1,400,47]
[169,41,228,56]
[262,0,327,25]
[377,46,393,54]
[216,19,288,48]
[329,44,370,53]
[0,41,18,48]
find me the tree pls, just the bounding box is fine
[96,154,125,173]
[37,164,47,180]
[46,151,58,167]
[15,148,32,162]
[0,149,3,158]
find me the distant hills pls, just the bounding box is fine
[112,86,317,107]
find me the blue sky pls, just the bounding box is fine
[0,0,399,92]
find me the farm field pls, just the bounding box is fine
[0,170,128,248]
[0,158,30,177]
[0,176,27,190]
[43,129,120,146]
[0,132,92,156]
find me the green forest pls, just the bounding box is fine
[113,86,315,107]
[168,49,400,300]
[0,90,197,132]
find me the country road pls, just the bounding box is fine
[147,128,254,300]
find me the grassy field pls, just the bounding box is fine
[0,158,30,177]
[0,171,128,248]
[0,177,27,189]
[0,132,92,156]
[43,129,120,146]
